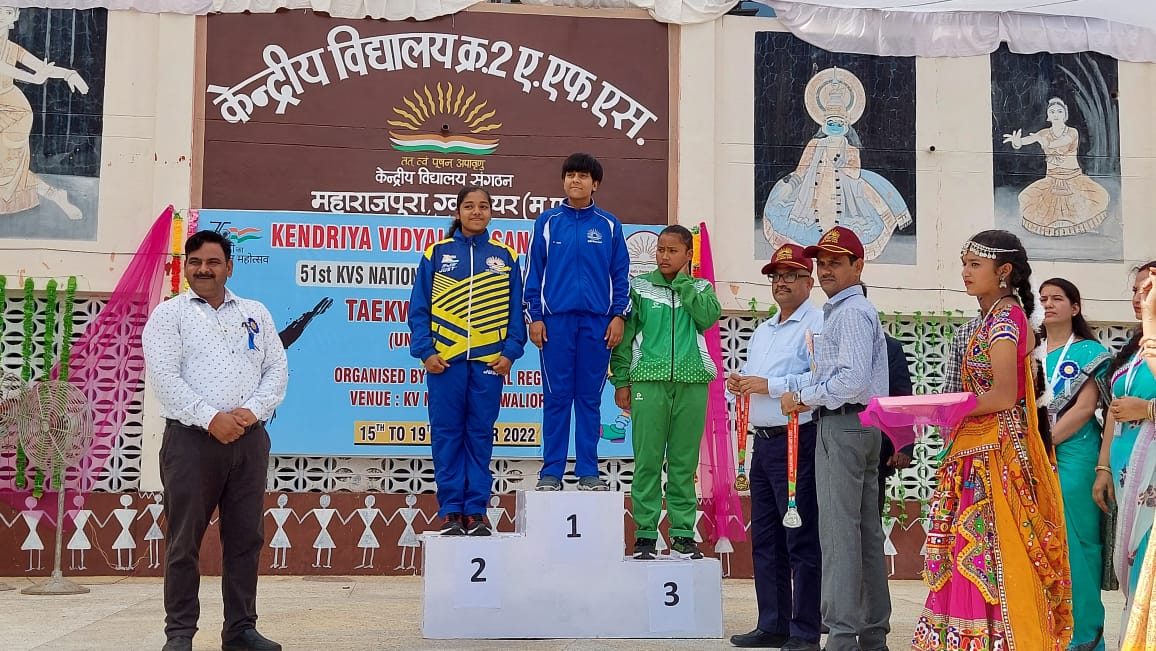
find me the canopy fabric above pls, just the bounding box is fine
[4,0,740,24]
[763,1,1156,62]
[9,0,1156,61]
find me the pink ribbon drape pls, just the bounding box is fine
[2,206,171,515]
[696,223,746,544]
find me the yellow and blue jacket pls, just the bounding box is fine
[408,229,527,364]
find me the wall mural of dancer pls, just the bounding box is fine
[754,32,916,265]
[0,7,105,241]
[991,45,1121,261]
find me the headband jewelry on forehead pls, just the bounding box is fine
[961,240,1018,259]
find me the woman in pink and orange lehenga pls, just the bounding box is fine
[913,230,1072,651]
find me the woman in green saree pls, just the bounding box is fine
[1040,277,1111,651]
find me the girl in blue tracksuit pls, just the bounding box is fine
[523,153,632,491]
[409,186,526,536]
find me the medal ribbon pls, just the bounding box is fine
[734,394,750,491]
[783,412,803,528]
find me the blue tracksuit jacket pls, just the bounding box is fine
[408,229,527,364]
[522,200,632,322]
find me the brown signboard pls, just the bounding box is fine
[201,10,670,224]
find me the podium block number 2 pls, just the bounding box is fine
[470,557,487,582]
[453,542,502,609]
[648,564,695,632]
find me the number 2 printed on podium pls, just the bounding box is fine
[453,540,504,609]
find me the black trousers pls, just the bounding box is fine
[160,419,269,640]
[749,422,822,642]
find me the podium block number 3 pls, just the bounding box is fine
[453,542,502,609]
[648,564,695,632]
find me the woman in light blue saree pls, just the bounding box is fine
[1040,278,1111,651]
[1094,261,1156,638]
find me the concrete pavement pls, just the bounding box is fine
[0,576,1127,650]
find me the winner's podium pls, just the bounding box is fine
[421,491,723,639]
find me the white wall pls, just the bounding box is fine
[0,11,196,294]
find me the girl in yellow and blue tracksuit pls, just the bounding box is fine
[610,225,721,559]
[409,186,526,536]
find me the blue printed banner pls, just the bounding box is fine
[199,209,660,457]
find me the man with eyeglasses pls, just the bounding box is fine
[729,243,824,650]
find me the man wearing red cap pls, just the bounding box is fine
[729,243,824,650]
[781,226,892,651]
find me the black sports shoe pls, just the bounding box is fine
[670,536,704,559]
[632,537,657,560]
[465,514,491,536]
[440,513,465,536]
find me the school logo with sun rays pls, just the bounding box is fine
[387,82,502,156]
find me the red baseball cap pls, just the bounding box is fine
[761,243,813,274]
[804,226,865,260]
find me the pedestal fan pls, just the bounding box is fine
[14,380,94,595]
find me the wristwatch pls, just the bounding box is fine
[792,391,803,405]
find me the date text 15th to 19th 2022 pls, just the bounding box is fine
[354,422,541,446]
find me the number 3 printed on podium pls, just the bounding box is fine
[648,564,695,632]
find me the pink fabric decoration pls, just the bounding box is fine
[696,223,746,544]
[859,392,977,449]
[2,207,172,516]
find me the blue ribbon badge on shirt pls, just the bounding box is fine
[243,318,259,350]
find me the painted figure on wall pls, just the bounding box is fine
[66,494,93,570]
[0,7,87,220]
[265,493,294,570]
[762,67,911,260]
[755,33,917,265]
[990,46,1120,261]
[1002,98,1109,236]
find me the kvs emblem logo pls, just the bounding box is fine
[387,82,502,156]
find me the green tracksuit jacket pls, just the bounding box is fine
[610,270,722,540]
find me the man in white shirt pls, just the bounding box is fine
[729,244,824,651]
[142,230,288,651]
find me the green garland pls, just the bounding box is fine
[21,278,33,383]
[17,279,33,489]
[60,277,76,381]
[41,280,61,496]
[42,280,56,381]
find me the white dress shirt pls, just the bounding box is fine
[142,288,288,429]
[740,300,824,427]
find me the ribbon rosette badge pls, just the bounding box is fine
[244,317,260,350]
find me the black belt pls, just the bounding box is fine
[752,425,788,438]
[817,403,866,418]
[166,418,265,435]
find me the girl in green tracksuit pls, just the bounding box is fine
[611,225,722,560]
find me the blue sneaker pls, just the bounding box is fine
[577,475,609,491]
[535,476,562,491]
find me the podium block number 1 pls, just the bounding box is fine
[648,563,695,632]
[566,513,581,538]
[453,541,502,609]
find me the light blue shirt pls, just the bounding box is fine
[740,300,824,427]
[799,284,889,410]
